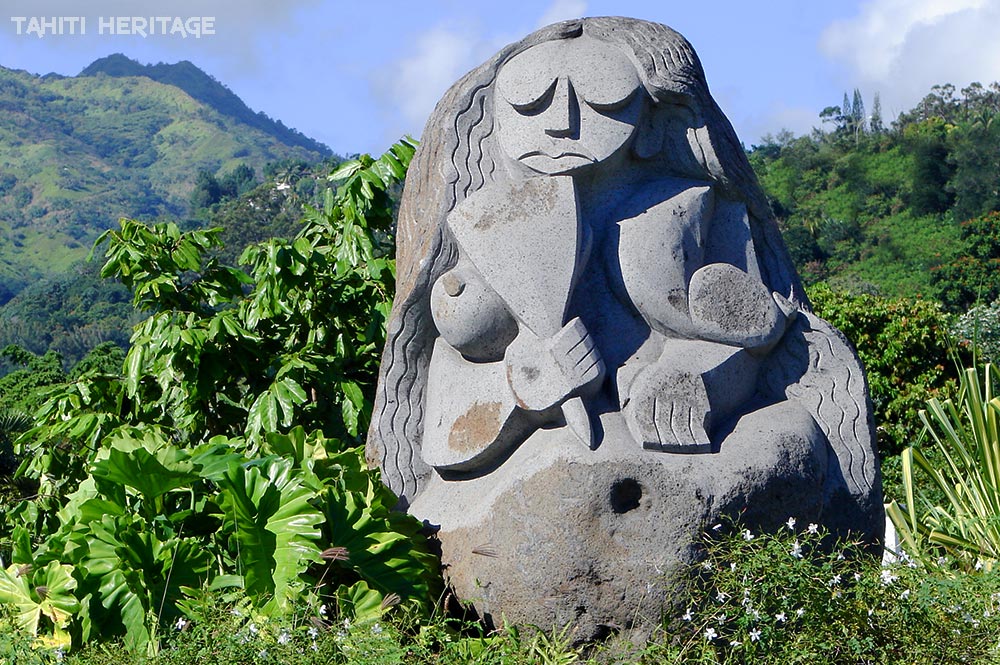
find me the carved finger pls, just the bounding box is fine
[567,331,596,359]
[552,317,588,354]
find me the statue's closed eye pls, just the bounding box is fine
[571,60,641,111]
[583,87,638,113]
[501,77,558,114]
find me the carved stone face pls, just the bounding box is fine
[495,35,644,175]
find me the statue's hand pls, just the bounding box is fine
[505,318,605,412]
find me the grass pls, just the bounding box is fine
[5,520,1000,664]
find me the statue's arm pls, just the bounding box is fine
[420,319,604,474]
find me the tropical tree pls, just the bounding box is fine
[0,139,439,655]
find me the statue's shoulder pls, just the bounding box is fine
[616,176,715,225]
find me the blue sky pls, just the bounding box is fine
[2,0,999,156]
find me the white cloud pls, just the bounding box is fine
[382,26,483,130]
[820,0,1000,118]
[535,0,588,28]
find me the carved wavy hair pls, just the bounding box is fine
[367,17,808,502]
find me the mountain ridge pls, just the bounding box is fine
[0,57,333,301]
[79,54,331,157]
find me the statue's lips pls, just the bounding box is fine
[517,150,595,171]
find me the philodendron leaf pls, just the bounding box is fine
[218,458,323,612]
[320,455,439,614]
[70,513,211,655]
[335,580,383,623]
[0,561,79,647]
[92,444,199,504]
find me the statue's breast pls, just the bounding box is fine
[609,182,715,338]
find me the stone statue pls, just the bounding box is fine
[367,17,883,640]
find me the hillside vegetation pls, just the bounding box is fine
[0,58,331,301]
[749,84,1000,310]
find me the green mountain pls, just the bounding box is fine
[0,56,331,302]
[79,54,330,156]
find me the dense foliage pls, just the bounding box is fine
[0,62,330,303]
[750,82,1000,304]
[0,141,439,655]
[9,524,998,664]
[655,521,1000,664]
[887,363,1000,570]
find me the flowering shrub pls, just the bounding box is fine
[645,519,1000,664]
[953,301,1000,363]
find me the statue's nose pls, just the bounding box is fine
[544,77,578,138]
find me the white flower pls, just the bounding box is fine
[371,623,383,635]
[976,560,985,571]
[701,560,713,570]
[880,569,898,585]
[796,608,805,617]
[829,574,842,586]
[854,572,863,581]
[900,589,911,600]
[682,609,694,621]
[786,517,796,530]
[716,613,727,624]
[730,639,742,647]
[175,617,189,631]
[837,552,846,560]
[716,592,729,603]
[704,627,718,641]
[790,541,803,558]
[749,628,762,642]
[807,523,819,534]
[277,630,290,645]
[248,622,259,636]
[54,647,66,662]
[742,529,754,541]
[257,649,268,660]
[730,562,737,572]
[775,612,787,623]
[308,626,319,639]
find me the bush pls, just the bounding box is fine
[640,520,1000,664]
[0,141,440,656]
[888,364,1000,570]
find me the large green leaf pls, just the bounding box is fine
[92,443,199,504]
[0,561,79,648]
[69,513,211,654]
[335,580,384,623]
[320,453,439,613]
[217,458,323,611]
